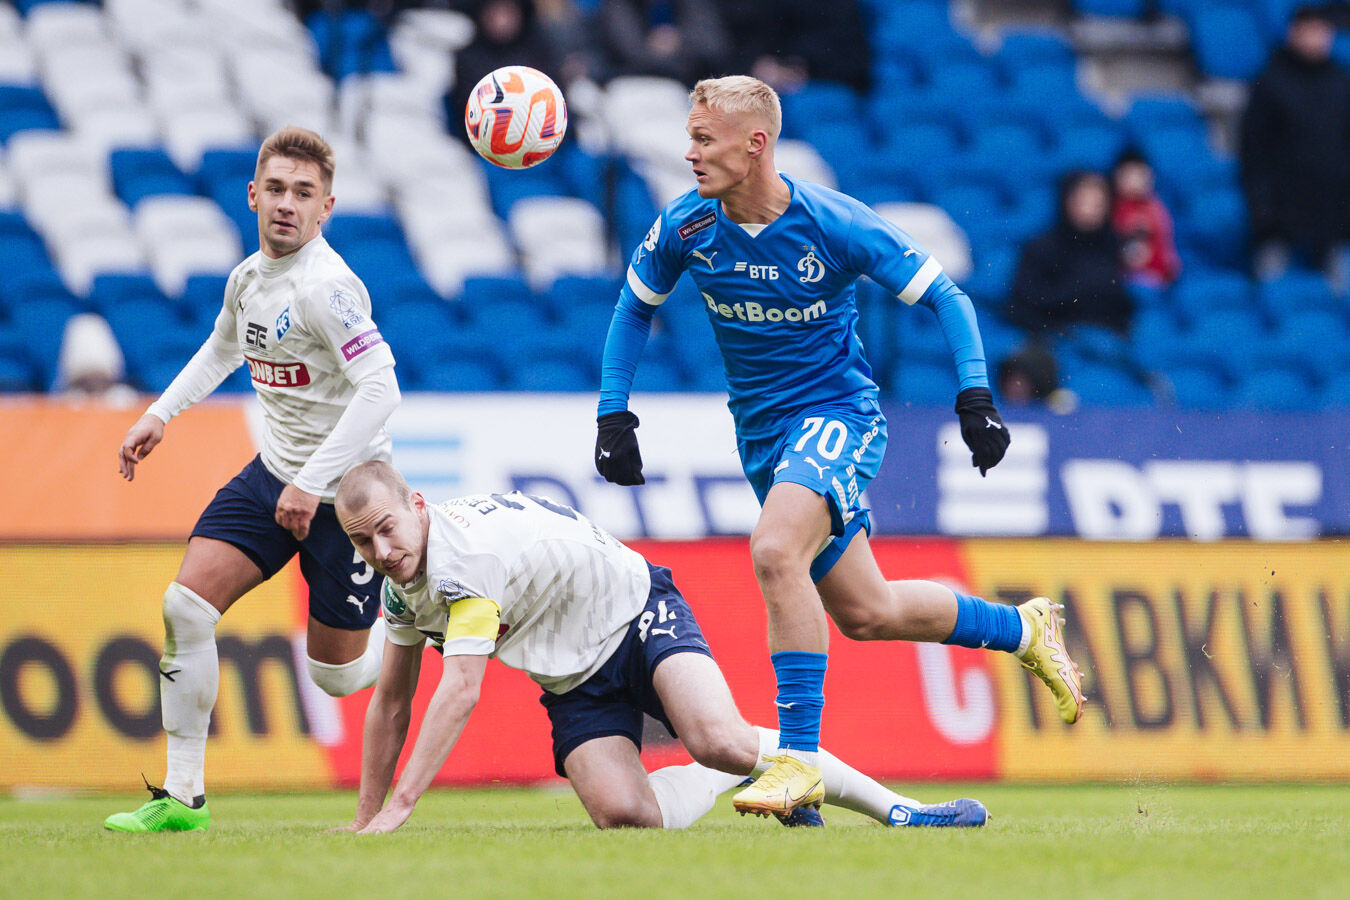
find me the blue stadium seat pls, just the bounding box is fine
[962,243,1019,307]
[1192,6,1269,81]
[130,332,204,392]
[0,232,56,309]
[890,360,958,405]
[1064,362,1153,406]
[1182,307,1268,378]
[179,273,230,327]
[416,358,504,392]
[324,214,404,252]
[1169,269,1255,325]
[111,148,194,207]
[874,2,957,51]
[10,288,86,389]
[105,296,192,357]
[1074,0,1149,16]
[1233,366,1317,410]
[0,85,60,144]
[1177,186,1248,271]
[1001,185,1056,245]
[1321,373,1350,408]
[613,165,658,253]
[308,9,397,81]
[1053,122,1127,172]
[480,161,570,220]
[509,357,593,392]
[554,143,608,209]
[376,294,460,361]
[0,327,37,391]
[1163,365,1232,408]
[89,273,174,316]
[1004,61,1079,104]
[1126,95,1205,138]
[338,238,420,295]
[460,273,534,311]
[781,82,864,142]
[923,60,1003,101]
[807,121,875,189]
[932,183,1004,246]
[1259,269,1342,318]
[1258,0,1307,40]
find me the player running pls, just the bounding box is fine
[104,127,401,833]
[591,76,1084,818]
[333,461,987,833]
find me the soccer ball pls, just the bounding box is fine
[464,66,568,169]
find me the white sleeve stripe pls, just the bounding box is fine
[442,636,496,657]
[626,267,670,306]
[898,256,943,305]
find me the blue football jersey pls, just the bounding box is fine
[620,175,985,439]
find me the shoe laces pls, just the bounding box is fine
[141,773,170,802]
[753,755,802,792]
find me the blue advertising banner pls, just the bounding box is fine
[871,405,1349,539]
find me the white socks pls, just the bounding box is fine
[306,617,386,697]
[160,583,221,805]
[647,726,924,828]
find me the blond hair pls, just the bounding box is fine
[690,76,782,140]
[255,125,335,191]
[336,460,412,518]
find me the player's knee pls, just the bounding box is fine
[589,796,662,829]
[829,605,887,642]
[749,532,807,587]
[306,654,377,697]
[684,725,755,774]
[162,582,221,643]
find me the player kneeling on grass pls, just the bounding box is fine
[334,461,987,833]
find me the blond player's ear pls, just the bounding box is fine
[246,181,258,211]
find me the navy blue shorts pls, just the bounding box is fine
[540,564,714,777]
[191,455,380,630]
[739,396,887,582]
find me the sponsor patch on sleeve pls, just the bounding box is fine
[678,212,716,239]
[329,288,366,328]
[340,329,384,361]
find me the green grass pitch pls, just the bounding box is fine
[4,783,1349,898]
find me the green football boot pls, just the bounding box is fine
[104,778,209,833]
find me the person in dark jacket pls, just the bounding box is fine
[595,0,731,86]
[1006,170,1133,337]
[1240,3,1350,286]
[719,0,871,95]
[445,0,559,141]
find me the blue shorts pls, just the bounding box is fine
[191,455,380,630]
[739,396,887,582]
[540,564,714,777]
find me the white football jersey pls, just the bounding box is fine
[216,235,396,496]
[382,492,652,694]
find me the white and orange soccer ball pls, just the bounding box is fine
[464,66,568,169]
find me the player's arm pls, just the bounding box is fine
[279,282,400,539]
[847,206,1010,474]
[343,635,424,831]
[595,214,681,485]
[118,295,242,481]
[358,652,488,834]
[358,594,501,834]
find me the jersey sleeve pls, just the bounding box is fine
[845,204,989,391]
[297,275,395,382]
[380,579,426,647]
[622,211,685,307]
[428,552,509,657]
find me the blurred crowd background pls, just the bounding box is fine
[3,0,1350,411]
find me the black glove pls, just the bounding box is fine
[955,387,1010,476]
[595,410,644,485]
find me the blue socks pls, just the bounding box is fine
[943,591,1024,652]
[771,650,828,753]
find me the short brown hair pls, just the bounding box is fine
[255,126,335,191]
[690,76,782,141]
[336,460,412,519]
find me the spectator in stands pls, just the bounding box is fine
[1240,3,1350,291]
[719,0,871,95]
[1111,148,1181,289]
[595,0,731,86]
[1006,170,1133,337]
[445,0,560,139]
[55,313,137,405]
[997,344,1078,414]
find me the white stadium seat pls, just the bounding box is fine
[57,233,147,295]
[508,196,609,288]
[6,132,107,183]
[133,196,239,247]
[161,107,255,171]
[148,236,241,296]
[72,105,160,156]
[0,163,16,211]
[774,140,837,191]
[24,3,108,52]
[416,231,517,297]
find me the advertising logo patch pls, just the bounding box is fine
[245,356,311,387]
[340,329,384,361]
[275,306,291,341]
[678,212,716,239]
[329,289,365,329]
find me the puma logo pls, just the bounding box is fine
[903,249,918,257]
[803,457,827,479]
[691,249,718,270]
[345,594,367,614]
[985,417,1003,430]
[650,625,677,639]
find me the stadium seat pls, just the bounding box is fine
[88,273,172,315]
[1169,269,1255,325]
[416,357,504,392]
[890,360,959,405]
[509,356,593,392]
[1163,365,1232,409]
[873,202,973,281]
[1320,372,1350,408]
[1054,122,1128,172]
[1233,366,1317,410]
[1074,0,1149,16]
[1125,94,1206,138]
[458,273,534,312]
[1259,269,1342,318]
[546,275,619,320]
[631,356,686,393]
[1063,362,1154,407]
[780,81,863,142]
[1192,6,1269,81]
[997,29,1076,69]
[507,196,608,288]
[961,243,1018,308]
[1177,187,1248,271]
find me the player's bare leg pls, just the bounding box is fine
[732,483,832,816]
[652,653,983,828]
[564,736,664,828]
[818,532,1083,724]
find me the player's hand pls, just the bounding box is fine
[595,410,645,485]
[276,484,321,541]
[955,387,1010,476]
[118,414,166,482]
[356,803,412,834]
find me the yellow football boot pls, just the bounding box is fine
[1017,597,1085,724]
[732,754,825,818]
